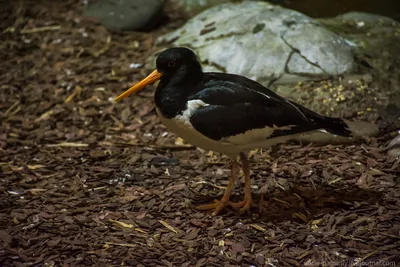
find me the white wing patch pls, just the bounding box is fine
[175,99,209,125]
[224,124,297,145]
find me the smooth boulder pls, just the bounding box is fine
[151,1,356,86]
[83,0,164,31]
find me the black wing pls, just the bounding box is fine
[188,75,322,141]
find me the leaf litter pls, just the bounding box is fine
[0,1,399,266]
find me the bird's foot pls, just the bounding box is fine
[196,199,232,216]
[229,195,252,213]
[196,197,252,215]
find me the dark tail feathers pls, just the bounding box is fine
[288,100,352,137]
[319,116,352,137]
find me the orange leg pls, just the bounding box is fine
[196,159,239,215]
[229,153,252,213]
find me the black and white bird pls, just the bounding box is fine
[115,47,352,215]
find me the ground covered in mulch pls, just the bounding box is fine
[1,1,399,266]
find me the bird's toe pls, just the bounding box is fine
[196,199,230,215]
[229,196,252,213]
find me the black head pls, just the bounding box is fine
[155,47,202,77]
[114,47,203,102]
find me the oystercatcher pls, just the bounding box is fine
[115,47,352,215]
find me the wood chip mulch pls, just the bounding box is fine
[1,1,399,266]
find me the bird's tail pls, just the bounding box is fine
[288,100,352,137]
[318,116,352,137]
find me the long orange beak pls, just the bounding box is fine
[114,70,163,102]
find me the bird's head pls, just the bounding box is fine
[156,47,200,76]
[114,47,201,102]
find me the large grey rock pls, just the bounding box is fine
[151,1,356,86]
[170,0,233,16]
[335,12,398,26]
[84,0,164,31]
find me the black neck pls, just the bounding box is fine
[155,63,203,118]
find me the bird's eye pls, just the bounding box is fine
[168,60,176,68]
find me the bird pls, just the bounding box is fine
[114,47,352,215]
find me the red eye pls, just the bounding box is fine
[168,60,176,67]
